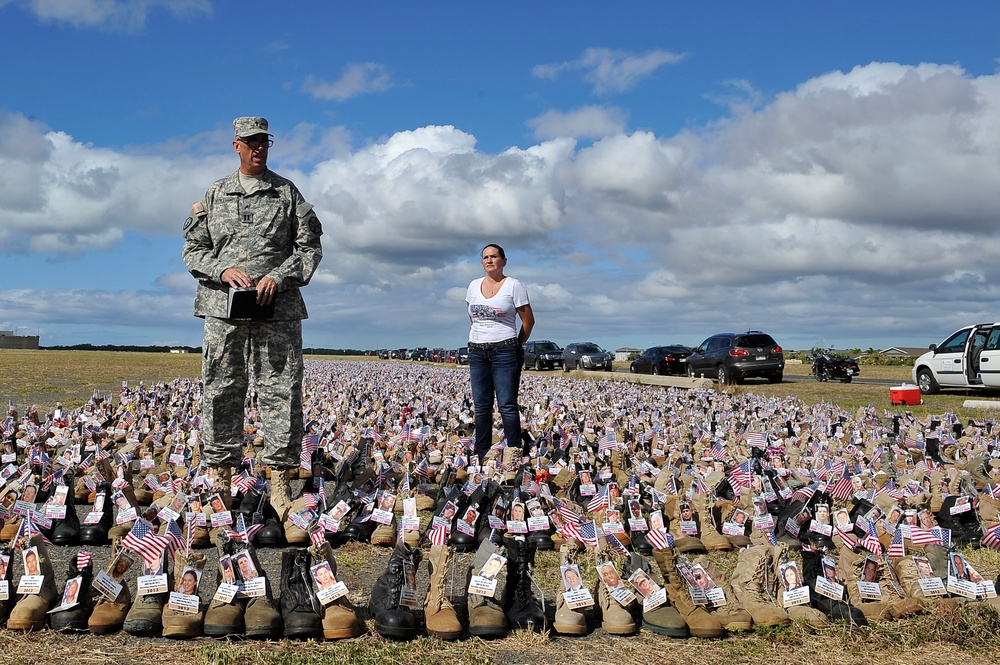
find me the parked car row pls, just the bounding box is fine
[375,348,462,363]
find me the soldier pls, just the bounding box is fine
[182,116,323,523]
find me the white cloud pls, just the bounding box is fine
[302,63,396,101]
[10,0,211,31]
[533,47,687,94]
[6,61,1000,349]
[527,105,628,140]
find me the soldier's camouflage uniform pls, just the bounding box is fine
[182,169,323,469]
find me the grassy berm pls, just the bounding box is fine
[3,350,1000,665]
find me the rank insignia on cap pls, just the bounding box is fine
[191,201,206,216]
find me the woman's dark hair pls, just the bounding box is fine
[481,244,506,260]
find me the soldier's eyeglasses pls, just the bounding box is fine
[239,137,273,149]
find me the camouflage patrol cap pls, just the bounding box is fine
[233,116,272,138]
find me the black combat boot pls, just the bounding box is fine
[279,549,323,639]
[368,543,422,640]
[502,535,547,631]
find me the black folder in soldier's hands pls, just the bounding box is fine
[228,287,275,319]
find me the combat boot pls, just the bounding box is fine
[213,466,234,510]
[50,551,96,631]
[467,537,509,638]
[623,551,686,637]
[800,549,866,625]
[88,576,132,634]
[7,534,59,630]
[239,543,283,639]
[370,513,398,547]
[79,481,114,545]
[309,541,361,639]
[730,545,790,627]
[279,548,323,639]
[282,495,314,546]
[502,535,547,631]
[123,566,169,636]
[369,542,421,639]
[552,542,589,635]
[203,538,245,638]
[50,473,82,545]
[651,547,724,638]
[424,542,463,639]
[694,555,753,631]
[0,545,14,624]
[664,496,706,554]
[692,493,731,552]
[161,550,207,639]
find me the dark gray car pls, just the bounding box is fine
[685,331,784,384]
[562,342,613,372]
[523,340,563,370]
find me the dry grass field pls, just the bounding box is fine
[3,349,1000,664]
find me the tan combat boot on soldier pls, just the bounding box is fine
[310,541,363,639]
[730,544,790,627]
[552,541,588,635]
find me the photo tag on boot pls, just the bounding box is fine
[50,575,83,612]
[809,520,832,536]
[563,588,595,609]
[372,508,393,525]
[168,591,201,614]
[857,581,882,601]
[782,585,810,607]
[610,584,636,606]
[93,569,123,602]
[950,497,972,515]
[506,519,527,534]
[45,504,67,520]
[527,514,550,532]
[13,500,33,517]
[187,510,207,527]
[316,580,348,605]
[210,510,234,528]
[399,561,420,608]
[115,506,137,525]
[213,582,239,604]
[814,575,844,601]
[17,569,44,595]
[784,517,801,537]
[918,577,946,596]
[722,520,746,536]
[0,579,8,601]
[241,576,267,598]
[643,586,667,610]
[468,574,499,596]
[30,510,52,530]
[679,519,698,536]
[82,509,102,524]
[979,580,997,599]
[705,586,727,607]
[158,505,181,523]
[753,513,775,530]
[947,576,979,599]
[137,573,169,596]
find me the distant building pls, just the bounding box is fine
[0,331,39,350]
[878,346,928,358]
[615,347,643,362]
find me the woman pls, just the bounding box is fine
[466,244,534,461]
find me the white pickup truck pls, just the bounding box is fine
[912,322,1000,394]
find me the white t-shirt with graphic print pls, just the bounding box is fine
[466,277,529,344]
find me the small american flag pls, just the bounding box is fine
[598,432,618,454]
[726,459,753,495]
[606,532,629,554]
[165,518,186,555]
[830,470,854,501]
[908,527,943,546]
[400,473,411,496]
[789,481,821,503]
[76,551,92,570]
[765,530,778,546]
[554,498,582,525]
[303,493,319,511]
[121,519,170,567]
[646,527,669,551]
[1,416,14,438]
[413,458,429,482]
[932,527,951,548]
[746,431,766,448]
[860,521,883,556]
[586,484,610,513]
[309,526,327,549]
[577,520,600,548]
[708,441,729,461]
[429,525,448,546]
[300,434,319,471]
[887,527,905,558]
[981,523,1000,551]
[836,526,858,550]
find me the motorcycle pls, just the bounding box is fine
[811,350,859,383]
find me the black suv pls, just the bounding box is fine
[685,331,784,384]
[522,340,563,370]
[562,342,614,372]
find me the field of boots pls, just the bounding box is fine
[3,359,1000,664]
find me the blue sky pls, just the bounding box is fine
[2,1,1000,353]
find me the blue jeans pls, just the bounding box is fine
[469,343,523,460]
